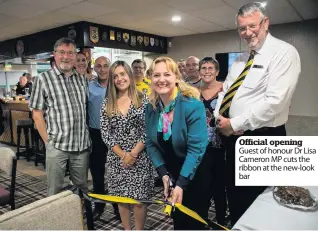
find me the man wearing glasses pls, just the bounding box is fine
[30,38,91,196]
[132,59,151,95]
[215,2,301,225]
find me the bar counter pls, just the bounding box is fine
[0,98,31,146]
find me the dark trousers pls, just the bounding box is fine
[89,128,119,213]
[171,150,213,230]
[221,125,286,225]
[89,128,107,210]
[207,146,227,225]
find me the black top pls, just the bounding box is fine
[156,132,189,190]
[201,94,222,148]
[16,82,32,95]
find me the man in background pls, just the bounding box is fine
[185,56,201,88]
[23,73,33,84]
[88,56,120,219]
[16,75,32,95]
[132,59,151,95]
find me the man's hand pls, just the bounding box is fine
[32,109,48,143]
[217,115,243,136]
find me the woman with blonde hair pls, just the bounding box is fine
[145,56,212,230]
[100,60,154,230]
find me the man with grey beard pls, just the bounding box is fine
[30,37,91,196]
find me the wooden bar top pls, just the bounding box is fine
[0,98,30,111]
[0,98,32,146]
[2,100,29,104]
[0,97,29,104]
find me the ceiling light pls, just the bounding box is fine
[171,15,181,22]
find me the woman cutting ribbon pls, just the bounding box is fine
[145,56,212,230]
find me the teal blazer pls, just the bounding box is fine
[145,94,208,183]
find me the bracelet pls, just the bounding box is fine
[121,152,126,161]
[129,152,138,159]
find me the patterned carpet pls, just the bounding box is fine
[0,170,47,214]
[0,170,219,230]
[93,186,175,230]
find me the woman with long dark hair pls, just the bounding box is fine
[100,60,154,230]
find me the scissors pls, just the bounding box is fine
[159,176,175,215]
[167,176,174,197]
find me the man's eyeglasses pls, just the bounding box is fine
[55,50,75,57]
[237,18,265,34]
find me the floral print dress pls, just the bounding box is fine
[100,94,154,200]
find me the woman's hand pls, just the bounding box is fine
[171,186,183,205]
[122,152,136,168]
[129,150,138,159]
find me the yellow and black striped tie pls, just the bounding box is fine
[219,50,255,118]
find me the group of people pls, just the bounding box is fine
[29,2,301,230]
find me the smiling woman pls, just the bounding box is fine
[75,52,96,81]
[105,61,142,116]
[100,60,154,230]
[145,56,210,230]
[75,52,88,74]
[198,56,227,225]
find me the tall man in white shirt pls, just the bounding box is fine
[215,2,301,225]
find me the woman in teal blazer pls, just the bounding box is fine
[145,57,212,230]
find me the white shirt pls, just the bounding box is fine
[214,33,301,131]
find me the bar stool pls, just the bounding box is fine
[16,119,34,161]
